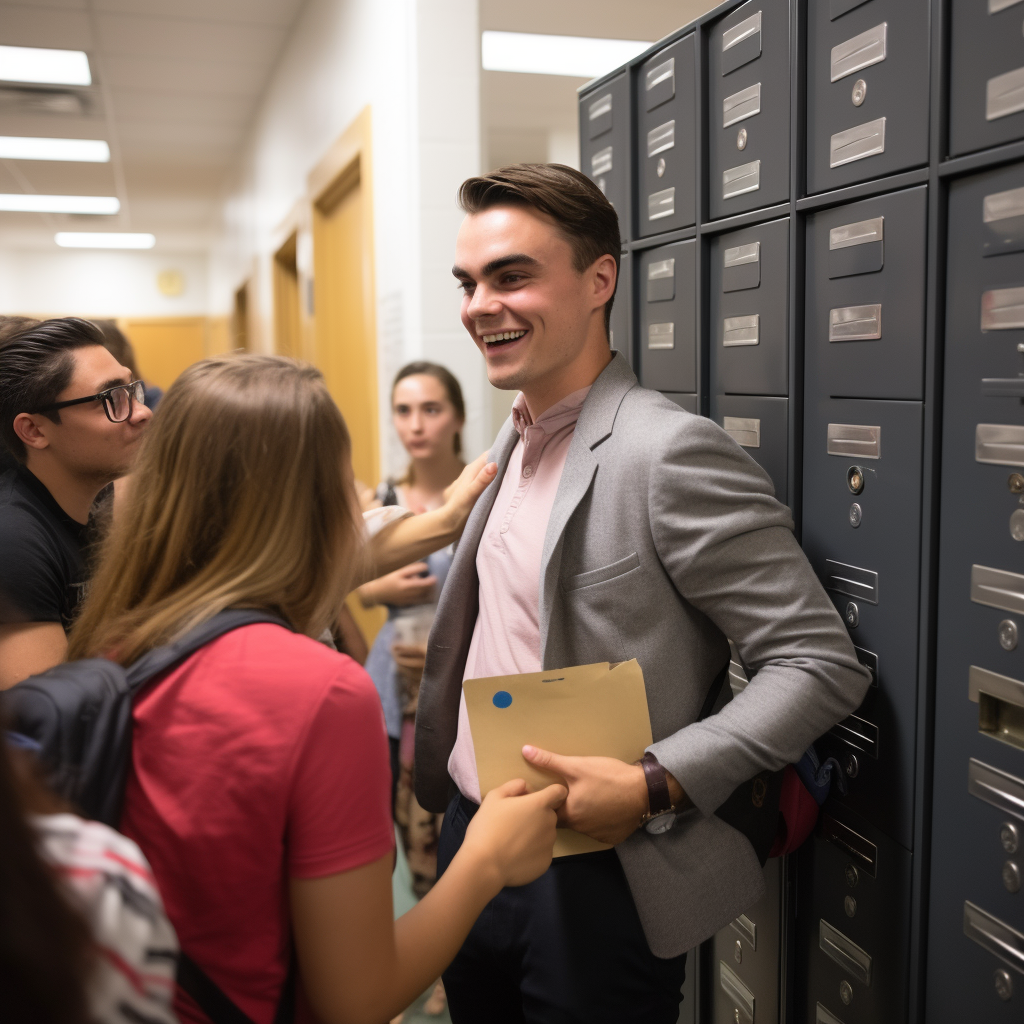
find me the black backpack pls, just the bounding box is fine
[1,608,297,1024]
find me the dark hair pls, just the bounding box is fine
[0,739,94,1024]
[0,318,106,462]
[457,163,621,333]
[92,320,140,378]
[392,361,466,477]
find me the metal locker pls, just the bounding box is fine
[676,948,699,1024]
[710,217,790,396]
[664,392,700,413]
[610,251,633,368]
[580,72,632,244]
[926,161,1024,1022]
[714,394,789,500]
[711,859,784,1024]
[801,395,924,850]
[950,0,1024,158]
[804,187,927,401]
[637,240,697,393]
[707,0,791,221]
[805,0,929,195]
[637,34,696,236]
[795,807,912,1024]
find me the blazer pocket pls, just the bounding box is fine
[562,551,641,592]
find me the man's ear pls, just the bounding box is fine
[591,254,618,308]
[13,412,52,453]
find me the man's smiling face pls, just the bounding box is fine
[453,204,599,394]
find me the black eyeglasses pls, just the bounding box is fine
[33,380,146,423]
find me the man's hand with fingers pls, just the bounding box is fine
[521,745,690,846]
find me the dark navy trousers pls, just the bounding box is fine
[437,794,688,1024]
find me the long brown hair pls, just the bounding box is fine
[68,354,365,665]
[392,361,466,486]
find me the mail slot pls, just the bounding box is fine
[636,35,695,236]
[963,903,1024,978]
[968,758,1024,821]
[828,713,879,758]
[579,72,631,242]
[806,0,929,194]
[971,564,1024,615]
[707,0,790,220]
[825,559,878,603]
[819,920,872,986]
[827,423,881,459]
[805,187,927,400]
[969,664,1024,752]
[638,239,696,394]
[982,185,1024,256]
[715,394,790,502]
[981,287,1024,331]
[711,217,789,397]
[976,423,1024,466]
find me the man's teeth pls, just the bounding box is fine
[482,330,527,344]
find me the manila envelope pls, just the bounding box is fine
[464,659,653,858]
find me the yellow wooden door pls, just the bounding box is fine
[274,233,303,359]
[117,317,207,391]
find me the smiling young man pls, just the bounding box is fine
[414,164,871,1023]
[0,317,152,688]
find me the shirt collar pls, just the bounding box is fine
[511,386,592,437]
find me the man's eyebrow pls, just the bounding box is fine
[96,375,131,392]
[451,254,541,280]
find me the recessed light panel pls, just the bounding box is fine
[0,137,110,162]
[481,31,652,79]
[0,45,92,86]
[55,232,155,249]
[0,194,119,214]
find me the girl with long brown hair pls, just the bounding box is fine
[68,354,564,1024]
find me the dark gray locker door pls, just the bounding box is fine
[638,240,697,393]
[610,251,633,369]
[676,947,698,1024]
[664,392,699,413]
[711,859,782,1024]
[710,217,790,396]
[804,186,927,401]
[950,0,1024,158]
[637,34,696,236]
[801,395,923,851]
[714,394,789,500]
[806,0,929,195]
[795,807,912,1024]
[926,161,1024,1023]
[707,0,791,221]
[580,73,632,244]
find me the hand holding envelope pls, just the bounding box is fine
[463,660,654,857]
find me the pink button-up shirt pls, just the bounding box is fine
[448,386,592,802]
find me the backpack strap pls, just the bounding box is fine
[176,947,296,1024]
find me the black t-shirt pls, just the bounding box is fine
[0,464,91,631]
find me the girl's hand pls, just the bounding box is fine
[440,453,497,537]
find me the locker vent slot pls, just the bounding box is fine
[981,377,1024,397]
[854,646,878,687]
[587,93,613,139]
[970,564,1024,615]
[724,242,760,267]
[646,258,675,302]
[648,323,675,349]
[987,67,1024,122]
[724,242,761,290]
[722,10,762,78]
[718,962,755,1024]
[976,424,1024,466]
[723,416,761,448]
[831,23,887,82]
[723,160,761,199]
[590,147,613,177]
[981,286,1024,330]
[826,423,881,459]
[647,120,675,157]
[963,902,1024,977]
[831,0,870,19]
[824,559,878,603]
[829,217,883,249]
[723,10,761,51]
[723,315,760,347]
[648,187,676,221]
[830,117,886,168]
[819,920,872,986]
[588,94,612,121]
[984,186,1024,223]
[983,187,1024,255]
[991,0,1024,11]
[819,813,877,876]
[829,304,882,342]
[730,912,756,950]
[969,665,1024,752]
[968,758,1024,822]
[645,57,674,92]
[816,1004,846,1024]
[829,714,879,758]
[723,82,762,127]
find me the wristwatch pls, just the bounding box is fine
[638,752,677,834]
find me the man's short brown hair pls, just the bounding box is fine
[457,164,621,333]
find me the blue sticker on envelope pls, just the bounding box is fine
[492,690,513,708]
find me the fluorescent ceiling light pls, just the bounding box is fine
[0,136,110,162]
[0,194,119,214]
[0,45,91,86]
[56,232,155,249]
[481,31,652,79]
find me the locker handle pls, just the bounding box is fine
[723,11,761,52]
[830,22,887,83]
[718,962,755,1024]
[981,378,1024,398]
[819,920,872,986]
[819,813,877,876]
[730,912,756,950]
[963,902,1024,977]
[971,564,1024,615]
[991,0,1024,13]
[976,423,1024,467]
[968,758,1024,822]
[815,1004,845,1024]
[969,665,1024,752]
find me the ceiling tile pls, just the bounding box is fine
[0,159,117,193]
[0,4,94,49]
[101,54,267,96]
[92,0,304,29]
[110,89,249,126]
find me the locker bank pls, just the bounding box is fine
[580,0,1024,1020]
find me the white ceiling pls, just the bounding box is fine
[0,0,305,251]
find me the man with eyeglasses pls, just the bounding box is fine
[0,317,152,688]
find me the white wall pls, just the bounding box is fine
[0,249,208,318]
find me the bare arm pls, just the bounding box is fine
[0,622,67,690]
[290,780,565,1024]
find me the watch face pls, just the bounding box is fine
[645,811,676,835]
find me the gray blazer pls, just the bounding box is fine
[414,353,871,957]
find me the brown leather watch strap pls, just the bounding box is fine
[640,752,673,815]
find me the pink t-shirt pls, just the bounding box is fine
[448,386,591,801]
